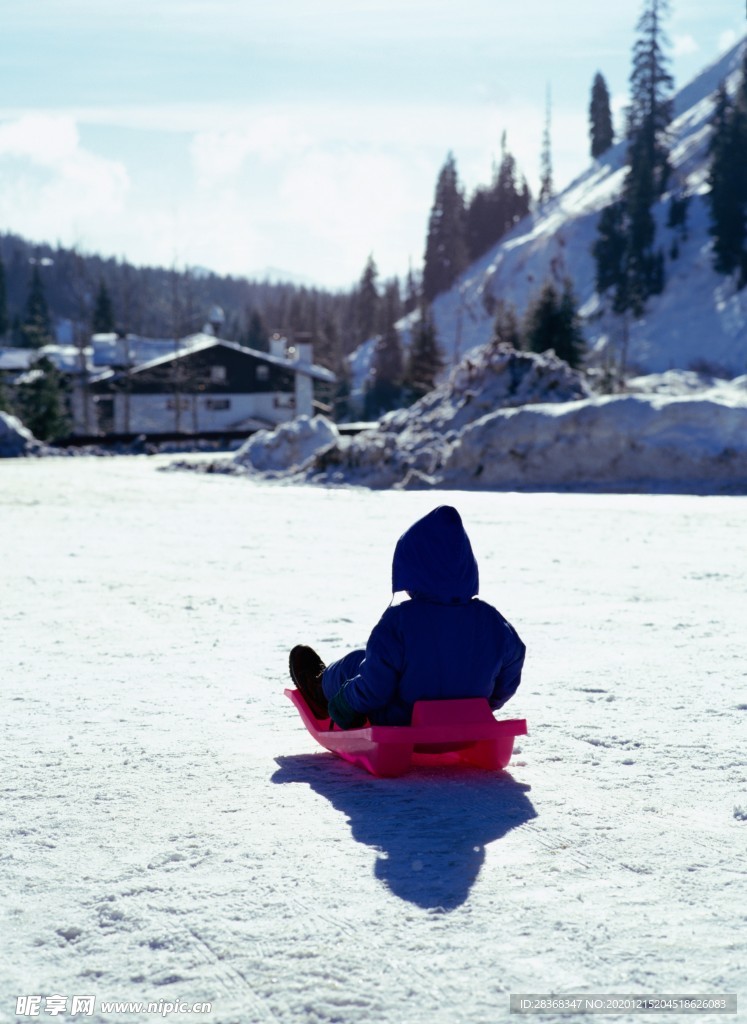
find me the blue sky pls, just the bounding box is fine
[0,0,744,289]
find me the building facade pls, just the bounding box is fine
[71,334,334,437]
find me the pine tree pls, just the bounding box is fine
[627,0,674,193]
[556,280,586,368]
[538,86,554,206]
[0,257,8,338]
[16,356,69,440]
[315,316,343,374]
[592,0,672,320]
[365,286,404,417]
[423,153,468,301]
[466,134,531,260]
[623,130,663,315]
[592,202,627,300]
[334,375,352,422]
[489,299,522,351]
[404,304,443,401]
[403,266,420,315]
[245,309,270,351]
[465,187,493,261]
[378,278,403,337]
[523,279,585,369]
[356,254,380,344]
[667,190,690,236]
[707,57,747,282]
[590,72,615,158]
[0,372,11,413]
[21,266,54,348]
[495,137,532,230]
[524,281,560,356]
[92,279,115,334]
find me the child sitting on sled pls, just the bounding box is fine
[289,505,526,730]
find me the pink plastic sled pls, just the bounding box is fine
[285,688,527,778]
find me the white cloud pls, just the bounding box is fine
[0,114,80,165]
[189,114,314,188]
[718,29,738,54]
[0,96,591,288]
[0,114,130,252]
[672,34,699,58]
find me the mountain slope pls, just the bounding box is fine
[350,36,747,391]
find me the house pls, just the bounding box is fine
[71,332,335,437]
[0,347,38,377]
[89,332,202,370]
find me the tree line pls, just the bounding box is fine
[0,232,411,377]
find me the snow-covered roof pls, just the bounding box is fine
[0,347,37,372]
[0,345,91,375]
[39,344,89,374]
[91,333,200,369]
[91,334,335,386]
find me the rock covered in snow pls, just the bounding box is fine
[0,411,44,457]
[233,414,339,472]
[384,343,591,435]
[306,346,590,488]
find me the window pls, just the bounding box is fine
[166,397,190,410]
[210,365,227,383]
[206,398,231,411]
[256,365,269,382]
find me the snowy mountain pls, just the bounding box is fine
[350,36,747,393]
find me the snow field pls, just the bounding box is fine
[1,457,745,1024]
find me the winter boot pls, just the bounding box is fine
[288,645,328,720]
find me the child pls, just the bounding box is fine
[289,505,525,730]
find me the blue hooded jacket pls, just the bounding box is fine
[340,506,526,725]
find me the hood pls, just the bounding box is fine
[391,505,479,603]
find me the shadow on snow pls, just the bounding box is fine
[271,754,537,911]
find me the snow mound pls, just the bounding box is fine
[233,414,339,472]
[298,350,747,492]
[440,390,747,492]
[305,346,590,488]
[0,411,44,457]
[626,370,747,400]
[385,343,591,435]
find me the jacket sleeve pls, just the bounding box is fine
[489,618,526,710]
[342,608,404,715]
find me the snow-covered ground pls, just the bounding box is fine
[2,457,745,1024]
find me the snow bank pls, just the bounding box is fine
[627,369,747,399]
[305,346,588,488]
[233,414,339,472]
[0,411,44,457]
[441,391,747,492]
[300,350,747,493]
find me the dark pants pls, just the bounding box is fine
[322,649,365,702]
